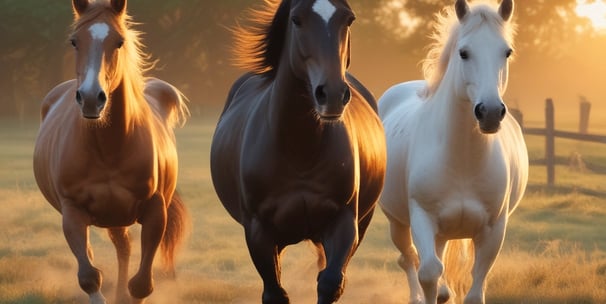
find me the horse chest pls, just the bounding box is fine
[57,149,157,226]
[243,159,357,242]
[408,148,509,237]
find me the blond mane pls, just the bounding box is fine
[231,0,291,77]
[71,0,187,129]
[421,1,516,98]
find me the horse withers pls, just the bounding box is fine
[210,0,386,303]
[378,0,528,303]
[33,0,189,303]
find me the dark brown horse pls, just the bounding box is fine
[210,0,386,303]
[33,0,189,303]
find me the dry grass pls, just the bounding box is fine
[1,116,605,303]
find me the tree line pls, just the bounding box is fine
[0,0,594,118]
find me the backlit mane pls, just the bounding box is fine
[231,0,291,77]
[71,1,187,129]
[421,1,516,98]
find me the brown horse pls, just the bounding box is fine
[33,0,189,303]
[210,0,386,303]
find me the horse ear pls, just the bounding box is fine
[499,0,514,22]
[72,0,88,16]
[111,0,127,15]
[455,0,470,21]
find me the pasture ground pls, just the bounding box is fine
[1,115,605,303]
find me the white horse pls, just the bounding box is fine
[378,0,528,303]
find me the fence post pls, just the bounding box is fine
[579,99,591,134]
[545,98,555,187]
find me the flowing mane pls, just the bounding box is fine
[231,0,291,77]
[421,1,516,98]
[71,0,187,129]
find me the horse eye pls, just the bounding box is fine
[459,50,469,60]
[70,39,77,48]
[117,40,124,49]
[505,48,513,58]
[291,16,302,27]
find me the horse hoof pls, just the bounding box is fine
[262,288,289,304]
[128,274,153,300]
[438,284,452,304]
[438,294,450,304]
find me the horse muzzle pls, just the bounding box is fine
[314,83,351,120]
[474,102,506,134]
[76,89,107,119]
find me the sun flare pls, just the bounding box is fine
[575,0,606,32]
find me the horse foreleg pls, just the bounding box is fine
[435,238,452,304]
[317,207,357,304]
[62,204,106,304]
[465,216,507,304]
[245,217,289,304]
[108,227,131,303]
[385,213,423,304]
[129,193,166,301]
[410,200,442,304]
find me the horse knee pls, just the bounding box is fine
[418,258,443,289]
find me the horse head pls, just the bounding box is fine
[454,0,515,133]
[287,0,355,120]
[70,0,128,119]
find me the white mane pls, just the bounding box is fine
[421,1,517,98]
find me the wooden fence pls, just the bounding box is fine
[516,98,606,186]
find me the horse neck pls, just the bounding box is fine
[268,64,327,151]
[87,74,147,148]
[428,70,492,157]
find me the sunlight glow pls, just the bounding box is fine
[575,0,606,32]
[375,0,421,40]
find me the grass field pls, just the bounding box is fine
[0,115,605,303]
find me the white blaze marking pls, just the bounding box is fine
[81,67,96,92]
[89,22,109,40]
[313,0,336,25]
[79,23,109,92]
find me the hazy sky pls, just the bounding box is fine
[358,0,606,126]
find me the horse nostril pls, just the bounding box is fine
[474,103,485,120]
[500,104,507,119]
[342,87,351,105]
[76,91,83,105]
[98,91,107,103]
[315,85,327,105]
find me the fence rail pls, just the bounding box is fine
[520,98,606,186]
[524,128,606,144]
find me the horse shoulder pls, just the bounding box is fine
[377,81,428,225]
[220,72,258,115]
[40,80,76,121]
[378,80,426,119]
[211,73,267,224]
[144,77,187,128]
